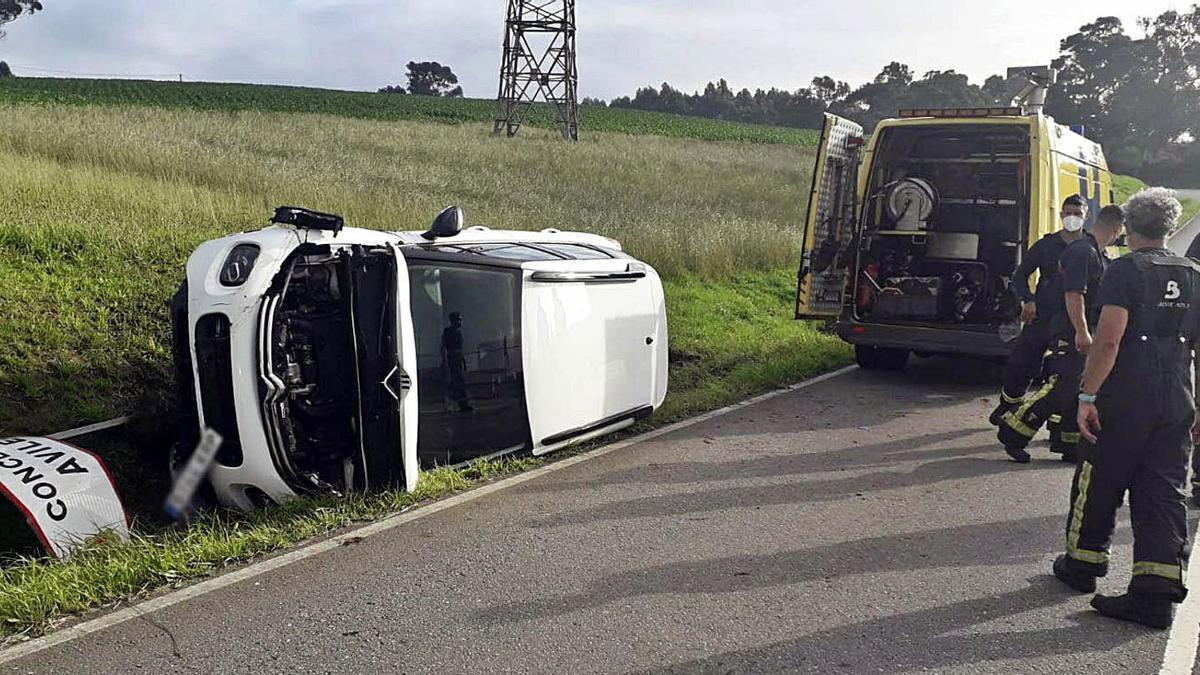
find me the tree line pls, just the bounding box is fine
[601,7,1200,185]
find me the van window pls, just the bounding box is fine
[407,261,531,466]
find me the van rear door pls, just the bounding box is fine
[796,113,865,319]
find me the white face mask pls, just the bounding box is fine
[1063,215,1085,232]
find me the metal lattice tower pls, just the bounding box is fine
[493,0,578,141]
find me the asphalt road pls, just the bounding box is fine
[2,359,1178,674]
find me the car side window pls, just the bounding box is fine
[406,261,531,466]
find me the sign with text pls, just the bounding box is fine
[0,437,130,558]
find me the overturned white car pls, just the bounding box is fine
[172,207,668,511]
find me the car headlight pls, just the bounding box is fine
[219,244,261,287]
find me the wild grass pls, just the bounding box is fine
[0,104,818,436]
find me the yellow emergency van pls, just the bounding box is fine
[796,105,1114,370]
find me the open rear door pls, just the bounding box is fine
[796,113,865,319]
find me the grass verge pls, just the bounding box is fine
[0,268,850,640]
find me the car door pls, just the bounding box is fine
[521,258,659,454]
[796,112,865,319]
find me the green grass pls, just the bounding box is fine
[0,102,848,637]
[0,78,820,146]
[0,104,819,436]
[1113,174,1199,229]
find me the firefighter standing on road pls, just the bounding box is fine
[989,196,1088,427]
[998,205,1125,463]
[1183,229,1200,506]
[1052,188,1199,630]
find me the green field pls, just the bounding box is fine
[0,78,821,146]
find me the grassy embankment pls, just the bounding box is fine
[0,104,842,637]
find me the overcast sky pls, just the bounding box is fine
[0,0,1191,99]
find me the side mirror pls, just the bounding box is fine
[423,206,465,240]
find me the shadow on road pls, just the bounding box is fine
[631,577,1145,673]
[477,515,1067,626]
[529,451,1060,527]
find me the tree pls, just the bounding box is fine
[0,61,11,77]
[377,84,406,94]
[0,0,41,39]
[405,61,462,97]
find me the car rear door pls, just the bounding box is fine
[796,112,865,319]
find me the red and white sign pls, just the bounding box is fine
[0,437,130,558]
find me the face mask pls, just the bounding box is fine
[1063,215,1085,232]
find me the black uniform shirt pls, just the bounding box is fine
[1014,233,1071,316]
[1187,232,1200,261]
[1096,250,1162,328]
[1059,232,1109,325]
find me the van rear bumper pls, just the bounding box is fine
[837,320,1014,358]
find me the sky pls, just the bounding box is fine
[0,0,1192,100]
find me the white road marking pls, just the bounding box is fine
[1160,527,1200,674]
[0,365,859,665]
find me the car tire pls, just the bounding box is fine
[855,345,909,371]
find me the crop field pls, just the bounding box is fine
[0,78,821,146]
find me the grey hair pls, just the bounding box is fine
[1123,187,1183,239]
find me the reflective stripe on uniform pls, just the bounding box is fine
[1049,414,1063,425]
[1002,376,1058,439]
[1133,561,1183,582]
[1001,391,1024,405]
[1058,432,1081,444]
[1067,461,1110,566]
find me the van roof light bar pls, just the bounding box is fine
[271,206,344,235]
[898,107,1024,119]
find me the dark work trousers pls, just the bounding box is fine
[1064,342,1195,600]
[1001,315,1056,403]
[998,339,1083,451]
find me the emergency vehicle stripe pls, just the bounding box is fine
[1003,376,1058,439]
[1132,561,1183,581]
[1067,461,1110,565]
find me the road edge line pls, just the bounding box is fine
[1159,525,1200,673]
[0,364,858,665]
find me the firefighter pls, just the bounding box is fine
[989,195,1088,427]
[997,205,1125,462]
[1052,188,1198,630]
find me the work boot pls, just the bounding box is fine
[1053,554,1097,593]
[989,400,1018,427]
[1091,592,1175,630]
[1003,444,1031,464]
